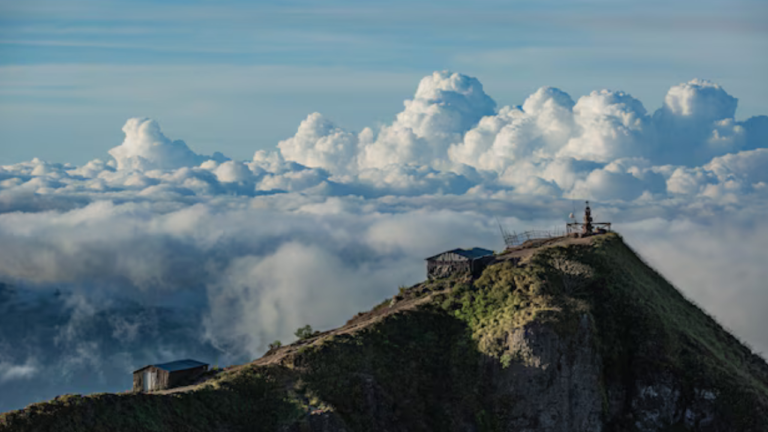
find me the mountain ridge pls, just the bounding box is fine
[2,233,767,431]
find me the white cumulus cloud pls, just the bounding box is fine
[108,118,227,171]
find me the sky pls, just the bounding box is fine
[1,0,768,414]
[1,0,767,164]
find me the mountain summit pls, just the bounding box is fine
[2,233,767,431]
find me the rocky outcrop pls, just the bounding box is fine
[490,315,604,432]
[484,314,732,432]
[626,378,718,431]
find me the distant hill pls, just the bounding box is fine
[2,233,767,431]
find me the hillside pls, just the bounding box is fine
[2,233,767,431]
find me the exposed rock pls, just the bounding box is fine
[490,315,604,431]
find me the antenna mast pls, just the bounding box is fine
[496,217,515,249]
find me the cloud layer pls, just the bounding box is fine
[1,71,767,412]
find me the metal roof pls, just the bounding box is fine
[134,359,208,374]
[425,247,494,261]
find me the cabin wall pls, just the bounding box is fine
[133,366,171,393]
[427,259,471,279]
[158,369,170,389]
[133,371,141,392]
[133,367,155,393]
[167,365,208,388]
[427,255,495,279]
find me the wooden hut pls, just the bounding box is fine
[133,359,208,393]
[425,247,494,279]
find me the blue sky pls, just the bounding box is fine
[1,0,767,164]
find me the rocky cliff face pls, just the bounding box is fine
[489,316,605,431]
[2,234,767,432]
[481,315,726,432]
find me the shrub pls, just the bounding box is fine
[295,325,314,340]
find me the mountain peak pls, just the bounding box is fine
[3,233,767,431]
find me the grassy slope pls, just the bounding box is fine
[572,235,768,427]
[296,309,486,431]
[0,366,304,432]
[3,233,767,431]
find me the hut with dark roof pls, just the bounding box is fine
[133,359,208,392]
[425,247,494,279]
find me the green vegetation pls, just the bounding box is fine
[296,309,487,432]
[435,257,586,361]
[268,340,282,350]
[558,234,768,428]
[295,324,315,340]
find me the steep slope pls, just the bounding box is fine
[2,233,767,432]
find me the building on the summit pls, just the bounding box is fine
[425,247,494,279]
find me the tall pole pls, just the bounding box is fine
[583,201,593,235]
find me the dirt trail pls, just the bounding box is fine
[157,287,445,395]
[496,234,595,262]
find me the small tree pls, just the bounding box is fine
[295,324,314,340]
[268,340,282,350]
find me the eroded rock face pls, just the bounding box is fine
[629,378,718,432]
[490,315,604,432]
[485,315,728,432]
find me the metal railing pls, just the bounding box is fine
[502,229,565,248]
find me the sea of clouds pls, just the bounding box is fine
[1,71,767,412]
